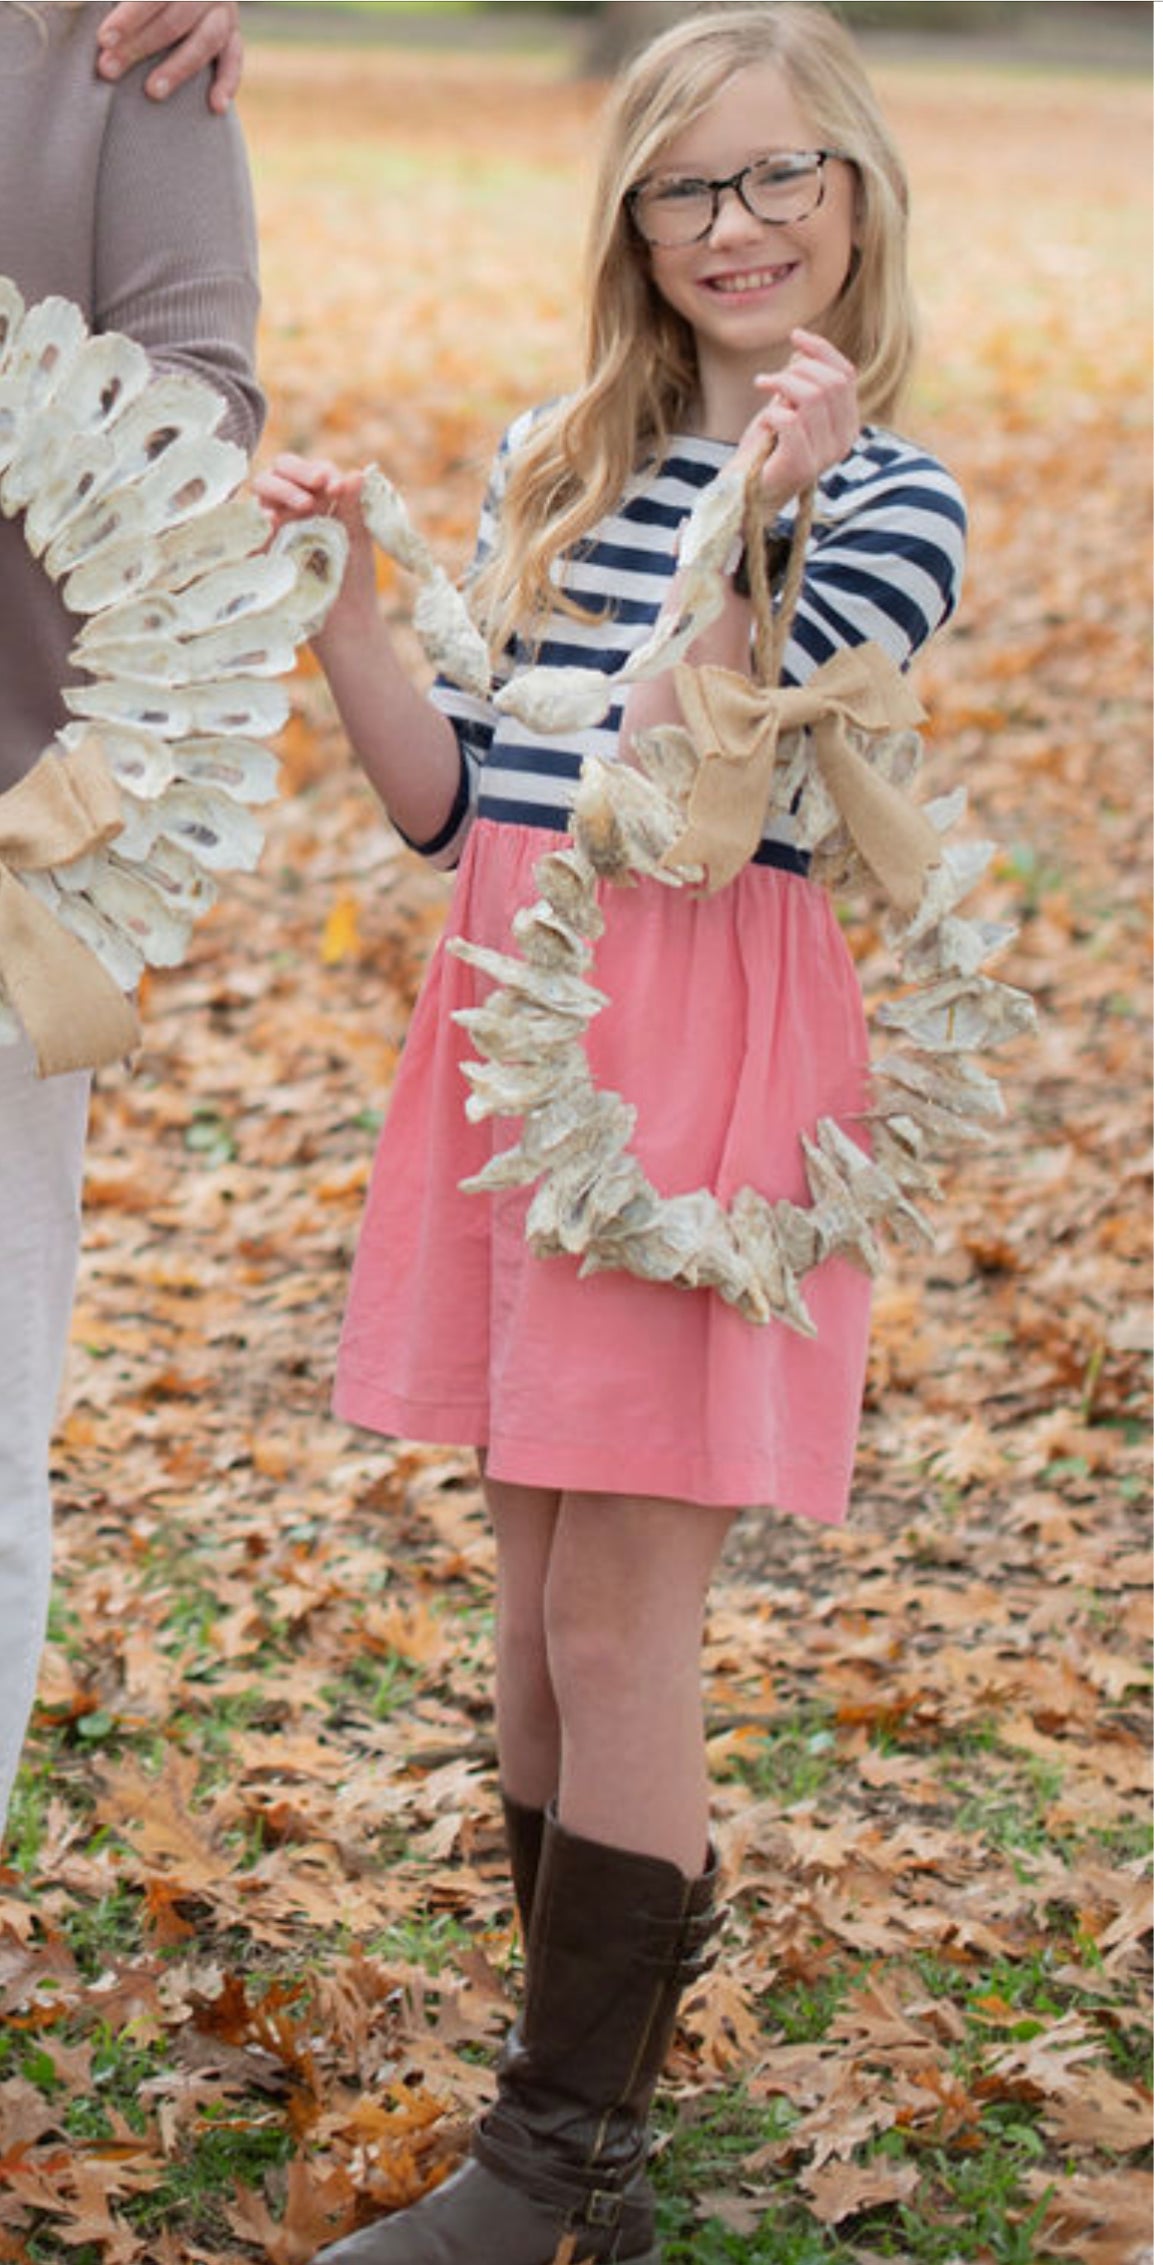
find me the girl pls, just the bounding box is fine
[257,8,966,2261]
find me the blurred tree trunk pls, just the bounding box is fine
[579,1,687,75]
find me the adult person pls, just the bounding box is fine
[0,0,262,1839]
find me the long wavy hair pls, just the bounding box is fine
[474,2,917,654]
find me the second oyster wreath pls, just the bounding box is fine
[361,460,1036,1333]
[0,279,347,1077]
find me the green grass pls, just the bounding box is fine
[9,1525,1149,2265]
[651,2087,1064,2264]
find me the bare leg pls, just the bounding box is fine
[544,1491,736,1877]
[484,1474,562,1810]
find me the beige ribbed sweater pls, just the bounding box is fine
[0,1,265,792]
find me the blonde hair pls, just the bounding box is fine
[476,2,917,653]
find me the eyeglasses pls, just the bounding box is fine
[627,149,846,248]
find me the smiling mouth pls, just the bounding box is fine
[703,264,795,295]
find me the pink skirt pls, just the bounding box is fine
[334,820,873,1523]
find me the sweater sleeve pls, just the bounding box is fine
[91,57,265,454]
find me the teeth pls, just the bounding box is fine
[712,269,783,293]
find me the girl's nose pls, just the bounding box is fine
[705,185,766,249]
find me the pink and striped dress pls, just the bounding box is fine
[333,422,965,1523]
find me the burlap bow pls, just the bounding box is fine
[0,734,139,1077]
[663,638,939,912]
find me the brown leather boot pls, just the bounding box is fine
[312,1811,719,2265]
[501,1789,545,1942]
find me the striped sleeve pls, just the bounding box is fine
[778,435,967,686]
[421,417,536,866]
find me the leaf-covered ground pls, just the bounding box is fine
[0,37,1151,2265]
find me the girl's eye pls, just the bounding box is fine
[754,157,813,188]
[654,177,710,205]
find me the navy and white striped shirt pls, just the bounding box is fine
[419,416,966,870]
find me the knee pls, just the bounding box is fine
[542,1570,641,1723]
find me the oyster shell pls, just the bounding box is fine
[109,836,215,918]
[453,997,591,1062]
[58,719,175,799]
[413,568,492,700]
[172,736,280,804]
[268,515,348,635]
[64,677,192,738]
[153,783,265,872]
[516,1087,638,1178]
[458,1139,544,1194]
[868,1114,946,1200]
[862,724,924,792]
[571,755,689,882]
[70,632,186,688]
[18,866,134,992]
[22,430,119,558]
[101,371,225,482]
[813,1115,934,1254]
[677,463,747,574]
[922,785,968,833]
[50,329,151,438]
[0,371,30,472]
[0,277,24,367]
[899,913,1019,983]
[460,1047,592,1122]
[103,789,160,864]
[615,567,725,686]
[510,899,593,973]
[632,723,701,803]
[890,837,999,945]
[726,1187,818,1336]
[154,489,272,589]
[527,1147,654,1259]
[47,489,153,584]
[131,433,249,537]
[80,858,195,967]
[166,549,298,634]
[800,1125,886,1275]
[177,618,298,682]
[533,847,604,939]
[1,404,74,518]
[495,663,615,735]
[447,935,608,1022]
[360,464,433,576]
[73,594,181,656]
[3,295,87,424]
[876,972,1038,1054]
[870,1047,1006,1126]
[186,678,290,738]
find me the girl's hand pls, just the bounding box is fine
[734,329,860,508]
[254,453,378,644]
[254,461,461,836]
[97,1,243,113]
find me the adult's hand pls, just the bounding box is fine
[96,2,243,114]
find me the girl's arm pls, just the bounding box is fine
[255,456,465,851]
[620,329,861,745]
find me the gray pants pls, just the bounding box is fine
[0,1035,90,1837]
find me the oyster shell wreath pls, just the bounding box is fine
[0,280,348,1077]
[360,457,1036,1334]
